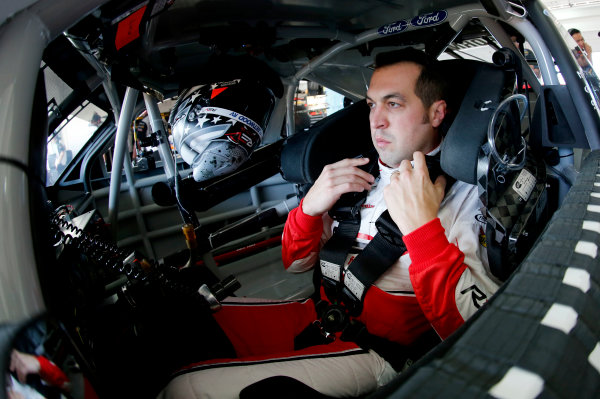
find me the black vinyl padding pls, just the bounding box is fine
[280,99,372,185]
[532,85,588,149]
[439,60,513,185]
[370,150,600,398]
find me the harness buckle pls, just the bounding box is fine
[321,304,349,333]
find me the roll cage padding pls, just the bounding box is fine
[370,150,600,398]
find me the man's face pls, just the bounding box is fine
[366,62,442,168]
[572,32,586,50]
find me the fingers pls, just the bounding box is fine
[321,158,375,189]
[326,158,375,192]
[9,350,16,373]
[322,177,372,198]
[397,159,412,174]
[332,157,370,169]
[393,152,429,182]
[386,151,447,233]
[338,157,370,167]
[412,151,426,170]
[411,152,432,182]
[302,157,375,216]
[434,174,447,198]
[328,157,375,183]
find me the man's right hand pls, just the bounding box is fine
[10,350,41,384]
[302,157,375,216]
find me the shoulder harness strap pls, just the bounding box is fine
[319,152,454,316]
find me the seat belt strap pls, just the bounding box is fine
[319,153,380,301]
[319,222,360,283]
[342,211,406,315]
[346,211,405,291]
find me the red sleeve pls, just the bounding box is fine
[37,356,70,390]
[405,218,468,339]
[281,199,324,269]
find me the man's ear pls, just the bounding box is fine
[429,100,447,128]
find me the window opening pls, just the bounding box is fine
[293,80,346,132]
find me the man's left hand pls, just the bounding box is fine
[384,151,446,235]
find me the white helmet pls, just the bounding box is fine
[170,79,276,182]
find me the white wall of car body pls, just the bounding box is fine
[0,8,51,324]
[0,165,45,322]
[0,0,108,323]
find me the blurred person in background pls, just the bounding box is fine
[569,28,593,64]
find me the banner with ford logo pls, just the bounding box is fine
[378,10,448,36]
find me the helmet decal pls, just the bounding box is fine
[211,87,228,99]
[195,106,264,138]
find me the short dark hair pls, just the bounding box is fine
[374,48,447,109]
[568,28,581,36]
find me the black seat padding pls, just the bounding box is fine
[439,59,514,184]
[280,99,372,185]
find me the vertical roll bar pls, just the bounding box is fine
[143,93,176,179]
[108,87,139,232]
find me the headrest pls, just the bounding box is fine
[439,60,515,185]
[281,100,372,184]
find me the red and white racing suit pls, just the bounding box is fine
[284,154,499,342]
[159,151,500,399]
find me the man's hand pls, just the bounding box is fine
[302,157,375,216]
[583,42,592,57]
[10,350,41,384]
[384,151,446,234]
